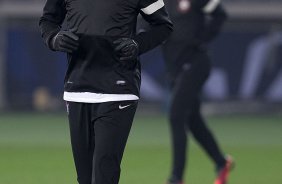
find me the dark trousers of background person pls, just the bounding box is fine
[67,100,138,184]
[163,43,226,181]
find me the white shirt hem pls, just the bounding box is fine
[63,92,139,103]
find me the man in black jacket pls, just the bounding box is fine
[39,0,172,183]
[162,0,233,184]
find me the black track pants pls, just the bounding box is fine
[167,49,226,180]
[66,100,138,184]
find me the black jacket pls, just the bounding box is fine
[162,0,227,81]
[166,0,227,44]
[39,0,173,101]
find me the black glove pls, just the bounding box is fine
[50,28,79,53]
[113,38,139,61]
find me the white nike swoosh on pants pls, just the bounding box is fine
[119,104,131,109]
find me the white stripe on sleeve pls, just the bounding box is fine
[203,0,220,13]
[141,0,165,15]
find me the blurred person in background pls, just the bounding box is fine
[162,0,233,184]
[39,0,173,183]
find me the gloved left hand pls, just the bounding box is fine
[113,38,139,61]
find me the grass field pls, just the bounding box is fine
[0,113,282,184]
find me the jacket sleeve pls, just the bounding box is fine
[39,0,66,50]
[195,0,228,43]
[134,0,173,55]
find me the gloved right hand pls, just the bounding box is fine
[50,28,79,53]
